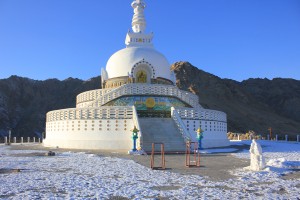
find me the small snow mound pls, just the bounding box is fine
[267,158,286,168]
[267,158,300,170]
[128,149,147,155]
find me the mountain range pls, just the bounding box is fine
[0,62,299,139]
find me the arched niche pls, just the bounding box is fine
[131,59,155,84]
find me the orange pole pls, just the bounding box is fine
[150,143,154,169]
[150,143,166,170]
[268,127,272,140]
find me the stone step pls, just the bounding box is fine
[142,141,185,145]
[138,117,186,152]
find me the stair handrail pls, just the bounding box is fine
[171,107,194,142]
[132,106,143,149]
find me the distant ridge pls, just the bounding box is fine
[0,75,101,137]
[171,61,300,137]
[0,63,299,138]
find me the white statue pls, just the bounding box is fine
[248,139,265,171]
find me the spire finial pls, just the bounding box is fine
[131,0,146,33]
[125,0,153,47]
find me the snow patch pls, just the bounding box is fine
[0,141,299,199]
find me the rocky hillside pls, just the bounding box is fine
[0,63,299,138]
[0,76,101,138]
[171,62,300,137]
[241,78,300,123]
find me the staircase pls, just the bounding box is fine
[139,118,186,153]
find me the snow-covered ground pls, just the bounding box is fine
[0,140,299,199]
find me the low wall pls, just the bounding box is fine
[0,137,42,144]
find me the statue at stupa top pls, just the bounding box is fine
[131,0,147,33]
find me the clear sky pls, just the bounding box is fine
[0,0,299,81]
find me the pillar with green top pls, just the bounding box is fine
[131,126,139,151]
[196,127,204,150]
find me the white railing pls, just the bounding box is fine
[76,88,114,107]
[132,106,142,149]
[171,107,194,142]
[46,106,133,122]
[175,107,227,122]
[86,84,201,109]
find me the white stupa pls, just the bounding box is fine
[43,0,229,151]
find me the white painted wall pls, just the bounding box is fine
[182,119,229,148]
[44,119,134,150]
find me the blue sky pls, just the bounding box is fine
[0,0,299,81]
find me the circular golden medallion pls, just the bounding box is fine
[145,97,155,108]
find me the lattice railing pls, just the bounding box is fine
[175,107,227,122]
[85,84,201,109]
[46,106,133,122]
[76,88,114,106]
[171,107,194,142]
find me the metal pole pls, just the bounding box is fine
[185,142,190,167]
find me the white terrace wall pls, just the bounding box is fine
[76,84,202,109]
[175,108,229,148]
[44,106,137,150]
[44,119,134,150]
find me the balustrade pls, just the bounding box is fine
[75,84,200,109]
[46,106,133,122]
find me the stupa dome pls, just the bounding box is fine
[100,0,174,86]
[106,47,170,80]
